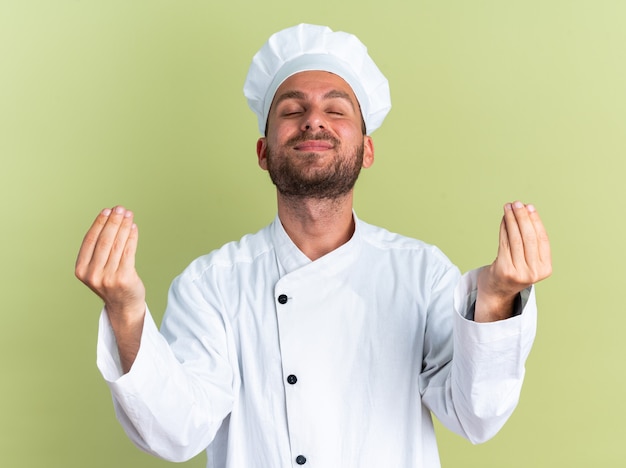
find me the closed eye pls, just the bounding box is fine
[281,109,304,117]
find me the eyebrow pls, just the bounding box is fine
[323,90,356,110]
[273,90,307,108]
[272,89,356,111]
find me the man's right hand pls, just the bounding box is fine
[75,206,146,373]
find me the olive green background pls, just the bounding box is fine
[2,0,624,466]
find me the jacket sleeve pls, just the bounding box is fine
[420,267,537,444]
[96,269,237,462]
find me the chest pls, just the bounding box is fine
[224,258,432,389]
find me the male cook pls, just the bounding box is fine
[76,24,552,468]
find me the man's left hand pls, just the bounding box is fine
[475,201,552,322]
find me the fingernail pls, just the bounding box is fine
[513,201,524,209]
[526,204,536,213]
[505,203,513,210]
[124,210,133,218]
[115,206,125,215]
[102,208,112,216]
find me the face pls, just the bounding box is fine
[256,71,374,200]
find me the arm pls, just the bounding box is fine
[421,202,550,443]
[79,207,235,461]
[75,206,145,373]
[97,293,236,462]
[475,201,552,322]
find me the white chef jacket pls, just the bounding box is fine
[97,214,536,468]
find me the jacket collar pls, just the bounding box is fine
[271,211,363,277]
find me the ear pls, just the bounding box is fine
[362,136,374,169]
[256,138,268,170]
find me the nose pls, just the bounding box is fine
[301,108,326,132]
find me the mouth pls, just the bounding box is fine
[293,140,335,152]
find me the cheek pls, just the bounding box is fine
[336,121,365,142]
[266,122,294,145]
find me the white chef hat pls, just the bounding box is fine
[243,23,391,135]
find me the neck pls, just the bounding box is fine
[276,191,355,261]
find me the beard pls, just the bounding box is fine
[265,130,365,200]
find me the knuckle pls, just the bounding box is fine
[100,275,119,290]
[84,271,102,288]
[539,264,553,280]
[101,271,136,292]
[76,269,105,294]
[497,267,518,285]
[74,264,85,280]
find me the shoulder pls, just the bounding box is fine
[356,218,460,297]
[180,223,275,282]
[358,219,452,266]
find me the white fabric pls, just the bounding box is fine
[97,215,536,468]
[243,24,391,135]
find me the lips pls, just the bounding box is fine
[293,140,334,151]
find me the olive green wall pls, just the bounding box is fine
[2,0,624,466]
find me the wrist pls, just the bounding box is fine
[474,290,516,323]
[105,300,146,328]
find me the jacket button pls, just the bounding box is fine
[296,455,307,465]
[278,294,288,304]
[287,374,297,385]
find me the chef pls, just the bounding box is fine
[76,23,552,468]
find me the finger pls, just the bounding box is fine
[89,206,130,271]
[103,209,136,273]
[526,204,552,266]
[119,222,139,273]
[497,215,510,261]
[502,202,526,270]
[75,208,112,276]
[511,201,540,268]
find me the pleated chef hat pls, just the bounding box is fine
[243,24,391,135]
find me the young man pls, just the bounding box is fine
[76,24,551,467]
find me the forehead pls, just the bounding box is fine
[271,71,359,106]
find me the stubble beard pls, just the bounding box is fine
[265,131,365,200]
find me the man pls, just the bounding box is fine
[76,24,551,467]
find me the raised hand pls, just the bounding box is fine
[475,201,552,322]
[75,206,146,372]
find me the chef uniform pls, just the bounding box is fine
[97,24,537,468]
